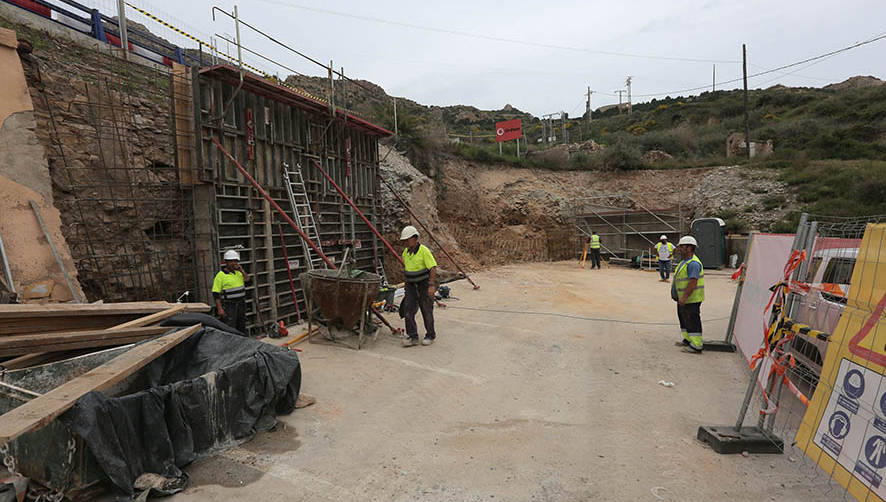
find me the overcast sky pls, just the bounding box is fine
[121,0,885,116]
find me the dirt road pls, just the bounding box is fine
[171,262,833,501]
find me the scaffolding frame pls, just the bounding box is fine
[571,193,684,261]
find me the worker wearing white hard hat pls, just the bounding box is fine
[653,235,675,282]
[211,248,251,334]
[672,236,705,353]
[399,225,438,347]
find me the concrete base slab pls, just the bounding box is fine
[697,425,784,454]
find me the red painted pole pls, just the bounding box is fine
[211,138,402,333]
[311,159,404,266]
[379,176,480,289]
[278,223,302,322]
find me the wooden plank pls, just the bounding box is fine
[0,326,169,352]
[0,336,154,358]
[0,323,202,445]
[1,352,61,370]
[109,304,187,331]
[0,302,210,320]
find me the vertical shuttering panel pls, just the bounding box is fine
[200,77,381,334]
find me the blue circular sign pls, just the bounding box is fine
[880,393,886,416]
[844,369,866,399]
[829,411,851,439]
[866,436,886,469]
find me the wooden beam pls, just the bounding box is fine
[0,302,210,319]
[0,326,171,357]
[108,304,187,330]
[0,324,202,445]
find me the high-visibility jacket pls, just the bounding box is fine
[589,235,601,249]
[402,244,437,283]
[674,255,705,303]
[655,241,675,260]
[212,269,246,300]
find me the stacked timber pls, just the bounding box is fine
[0,301,210,369]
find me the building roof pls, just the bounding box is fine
[199,64,393,137]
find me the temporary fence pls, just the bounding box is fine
[704,213,886,502]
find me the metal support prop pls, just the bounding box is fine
[29,200,83,303]
[211,138,400,334]
[735,363,763,431]
[379,176,480,289]
[310,159,404,267]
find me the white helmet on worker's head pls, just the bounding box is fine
[223,249,240,261]
[660,234,668,241]
[400,225,419,241]
[678,236,697,247]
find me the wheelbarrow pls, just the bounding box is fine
[300,268,382,349]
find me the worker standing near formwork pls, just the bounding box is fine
[589,230,602,270]
[400,225,438,347]
[212,250,251,335]
[673,236,704,353]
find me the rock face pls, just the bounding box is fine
[641,150,673,164]
[686,166,795,231]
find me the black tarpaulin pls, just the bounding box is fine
[59,324,301,496]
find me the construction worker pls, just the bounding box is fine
[589,230,602,270]
[673,236,704,353]
[653,235,676,282]
[400,225,437,347]
[212,249,251,335]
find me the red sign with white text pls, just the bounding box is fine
[495,119,522,142]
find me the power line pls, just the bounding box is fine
[251,0,741,64]
[632,31,886,98]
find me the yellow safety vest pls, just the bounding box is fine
[212,269,246,300]
[402,244,437,283]
[674,255,705,303]
[655,242,675,259]
[589,235,601,249]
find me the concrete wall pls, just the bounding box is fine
[0,27,84,301]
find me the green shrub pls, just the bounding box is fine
[601,141,643,171]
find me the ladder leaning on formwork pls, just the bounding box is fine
[283,163,326,271]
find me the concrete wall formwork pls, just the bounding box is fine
[193,65,392,334]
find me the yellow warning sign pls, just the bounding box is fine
[797,223,886,501]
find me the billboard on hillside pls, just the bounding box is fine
[495,119,522,142]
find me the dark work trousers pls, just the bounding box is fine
[677,302,702,335]
[658,259,671,280]
[220,298,247,335]
[403,280,435,340]
[590,248,602,269]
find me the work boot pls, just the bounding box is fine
[402,337,418,347]
[421,337,435,346]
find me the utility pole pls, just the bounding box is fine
[614,90,626,115]
[328,59,335,116]
[712,64,716,92]
[625,76,633,115]
[585,87,594,123]
[561,111,567,144]
[116,0,129,60]
[392,97,398,139]
[743,44,750,160]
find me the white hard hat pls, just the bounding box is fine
[678,236,697,247]
[223,249,240,261]
[660,235,668,240]
[400,225,419,240]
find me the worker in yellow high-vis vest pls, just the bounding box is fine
[588,230,602,270]
[653,235,675,282]
[672,236,705,353]
[399,225,438,347]
[212,249,251,335]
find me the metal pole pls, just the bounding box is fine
[310,159,404,266]
[724,232,755,345]
[734,363,763,431]
[379,176,480,289]
[516,138,520,158]
[116,0,129,61]
[392,98,398,139]
[743,44,750,160]
[0,234,14,293]
[29,200,83,303]
[499,142,502,156]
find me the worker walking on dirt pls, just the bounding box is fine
[212,249,251,335]
[654,235,675,282]
[400,225,437,347]
[589,230,602,269]
[673,236,704,353]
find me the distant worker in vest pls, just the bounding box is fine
[400,225,437,347]
[589,230,602,270]
[212,249,251,335]
[673,236,705,353]
[654,235,676,282]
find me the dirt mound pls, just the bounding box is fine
[641,150,673,164]
[824,75,885,90]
